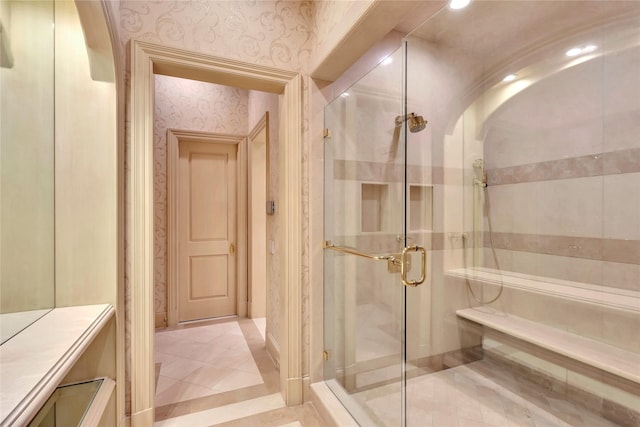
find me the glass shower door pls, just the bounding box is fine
[325,2,640,426]
[323,46,428,426]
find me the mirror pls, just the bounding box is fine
[0,0,55,343]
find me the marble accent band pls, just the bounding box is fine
[484,232,640,265]
[333,160,454,185]
[488,147,640,186]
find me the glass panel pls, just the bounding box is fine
[404,2,640,426]
[29,379,104,427]
[0,0,55,343]
[323,47,407,426]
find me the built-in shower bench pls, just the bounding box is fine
[456,306,640,384]
[449,268,640,385]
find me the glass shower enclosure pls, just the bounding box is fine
[323,2,640,426]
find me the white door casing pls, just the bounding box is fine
[130,40,302,425]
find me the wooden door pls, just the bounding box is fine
[178,140,237,321]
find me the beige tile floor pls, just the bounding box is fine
[356,357,622,427]
[155,313,625,426]
[154,317,324,426]
[330,301,626,426]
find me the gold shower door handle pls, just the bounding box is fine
[401,245,426,287]
[322,241,426,287]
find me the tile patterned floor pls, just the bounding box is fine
[154,317,324,426]
[155,316,626,426]
[357,357,621,427]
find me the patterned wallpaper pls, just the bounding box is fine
[153,75,249,323]
[118,0,315,72]
[313,0,358,53]
[113,0,356,414]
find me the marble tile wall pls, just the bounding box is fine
[488,148,640,186]
[483,159,640,290]
[481,43,640,293]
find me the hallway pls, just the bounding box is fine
[154,318,323,426]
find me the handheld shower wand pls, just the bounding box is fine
[473,158,487,188]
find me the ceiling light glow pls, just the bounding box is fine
[565,47,583,57]
[566,45,597,57]
[340,92,350,98]
[381,57,393,66]
[449,0,471,10]
[503,74,518,82]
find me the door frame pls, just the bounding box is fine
[166,130,248,327]
[130,40,302,425]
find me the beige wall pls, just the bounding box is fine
[1,0,117,311]
[1,0,120,421]
[248,90,281,352]
[54,0,117,308]
[0,1,55,313]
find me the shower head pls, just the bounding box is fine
[408,113,427,133]
[394,112,427,133]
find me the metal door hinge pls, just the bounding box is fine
[323,128,331,139]
[229,243,235,255]
[322,350,329,361]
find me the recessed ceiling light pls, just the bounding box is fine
[566,47,583,57]
[380,56,393,66]
[503,74,518,82]
[566,45,597,57]
[449,0,471,10]
[340,92,350,98]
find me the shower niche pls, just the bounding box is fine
[359,183,433,233]
[408,184,433,232]
[360,183,389,233]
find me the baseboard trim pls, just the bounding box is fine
[265,331,280,369]
[154,312,167,329]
